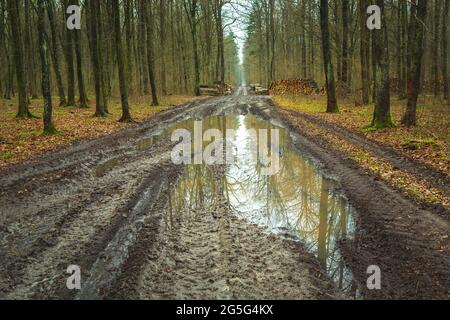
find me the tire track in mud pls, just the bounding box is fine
[0,143,177,299]
[110,167,338,300]
[1,92,448,300]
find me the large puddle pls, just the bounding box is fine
[139,114,359,296]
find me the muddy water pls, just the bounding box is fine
[146,114,359,295]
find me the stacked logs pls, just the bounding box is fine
[200,83,233,96]
[249,84,269,95]
[269,79,320,96]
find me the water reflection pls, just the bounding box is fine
[164,114,359,296]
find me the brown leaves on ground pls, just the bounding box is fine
[279,109,450,210]
[0,95,198,169]
[274,94,450,177]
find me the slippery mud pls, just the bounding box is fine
[0,89,448,300]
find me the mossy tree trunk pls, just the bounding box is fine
[371,0,393,129]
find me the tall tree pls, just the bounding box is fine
[143,0,159,106]
[64,0,76,106]
[269,0,276,84]
[6,0,32,118]
[46,0,67,106]
[37,0,56,134]
[112,0,132,122]
[213,0,226,85]
[319,0,339,113]
[124,0,134,95]
[442,0,449,101]
[402,0,428,126]
[341,0,350,85]
[159,0,167,95]
[87,0,107,117]
[432,1,441,97]
[359,0,370,105]
[371,0,393,128]
[184,0,201,96]
[24,0,38,99]
[71,0,88,108]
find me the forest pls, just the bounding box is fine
[0,0,449,301]
[0,0,240,131]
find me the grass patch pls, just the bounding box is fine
[0,152,14,160]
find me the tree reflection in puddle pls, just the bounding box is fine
[164,114,360,296]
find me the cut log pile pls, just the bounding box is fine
[249,84,269,95]
[269,79,320,96]
[199,83,233,96]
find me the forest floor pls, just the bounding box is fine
[274,94,450,211]
[0,95,198,169]
[0,90,448,300]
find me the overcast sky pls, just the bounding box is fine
[224,1,250,64]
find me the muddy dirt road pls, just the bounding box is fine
[0,89,449,300]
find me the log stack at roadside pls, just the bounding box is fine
[199,83,233,96]
[249,84,269,95]
[270,79,320,96]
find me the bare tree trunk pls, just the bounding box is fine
[64,0,76,106]
[341,0,350,85]
[124,0,134,95]
[37,0,56,134]
[402,0,428,126]
[143,0,159,105]
[320,0,338,113]
[7,0,32,118]
[112,0,132,122]
[184,0,201,96]
[372,0,393,129]
[443,0,449,101]
[159,0,167,95]
[432,1,441,97]
[359,0,370,105]
[69,0,88,108]
[87,0,107,117]
[46,0,66,106]
[24,0,38,99]
[269,0,276,84]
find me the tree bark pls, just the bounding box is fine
[24,0,38,99]
[37,0,56,134]
[112,0,132,122]
[432,1,441,97]
[64,0,76,106]
[184,0,201,96]
[341,0,350,85]
[320,0,338,113]
[87,0,107,117]
[359,0,370,105]
[402,0,428,126]
[7,0,32,118]
[372,0,393,129]
[143,0,159,105]
[442,0,449,101]
[46,0,67,106]
[70,0,88,108]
